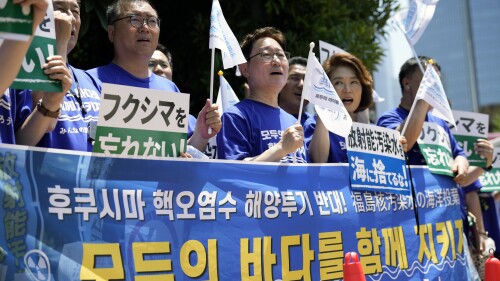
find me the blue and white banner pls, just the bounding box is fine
[0,144,467,280]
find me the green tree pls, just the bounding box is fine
[72,0,399,114]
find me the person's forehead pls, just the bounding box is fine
[120,2,157,17]
[331,65,356,78]
[151,50,168,62]
[289,64,306,74]
[252,37,283,52]
[53,0,79,7]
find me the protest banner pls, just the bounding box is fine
[417,122,454,177]
[451,110,489,167]
[318,40,347,64]
[0,144,468,280]
[93,83,190,158]
[347,123,410,195]
[9,1,62,92]
[0,0,33,41]
[479,147,500,192]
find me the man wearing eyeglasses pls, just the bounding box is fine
[216,27,307,163]
[88,0,221,153]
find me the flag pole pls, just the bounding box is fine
[294,42,315,164]
[297,42,315,126]
[208,48,216,134]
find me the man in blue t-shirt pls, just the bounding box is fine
[217,27,306,163]
[87,0,220,152]
[376,56,488,258]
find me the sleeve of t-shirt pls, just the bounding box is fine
[444,123,466,158]
[463,179,482,193]
[303,115,316,149]
[187,114,196,139]
[376,111,401,130]
[216,111,251,160]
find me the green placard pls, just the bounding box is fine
[93,126,188,158]
[479,168,500,192]
[454,135,487,167]
[10,36,61,92]
[0,0,33,41]
[417,122,455,177]
[418,143,455,177]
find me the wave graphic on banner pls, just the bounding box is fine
[369,254,466,281]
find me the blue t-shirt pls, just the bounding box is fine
[216,99,307,163]
[187,114,196,139]
[293,111,312,127]
[0,89,30,144]
[376,106,466,165]
[87,63,196,137]
[377,106,481,224]
[20,66,102,151]
[303,114,347,163]
[87,62,180,93]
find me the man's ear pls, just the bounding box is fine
[239,63,249,78]
[108,25,114,43]
[402,77,410,91]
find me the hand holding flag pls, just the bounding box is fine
[300,42,352,138]
[216,70,240,115]
[415,63,455,126]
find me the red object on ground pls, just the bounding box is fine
[343,252,366,281]
[485,251,500,281]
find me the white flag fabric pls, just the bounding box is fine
[415,64,455,125]
[216,74,240,115]
[302,49,352,138]
[393,0,440,46]
[209,0,246,69]
[206,74,240,159]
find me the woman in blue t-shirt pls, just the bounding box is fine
[304,53,374,163]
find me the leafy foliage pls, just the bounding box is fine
[71,0,399,113]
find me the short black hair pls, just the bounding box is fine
[288,56,307,68]
[240,27,287,59]
[156,43,173,70]
[107,0,155,24]
[398,56,441,93]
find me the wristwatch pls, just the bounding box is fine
[482,165,493,172]
[36,100,60,118]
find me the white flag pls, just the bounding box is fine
[416,64,455,125]
[209,0,246,69]
[216,73,240,115]
[206,73,240,159]
[393,0,440,46]
[302,48,352,137]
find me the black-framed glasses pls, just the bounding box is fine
[112,14,161,29]
[248,51,290,62]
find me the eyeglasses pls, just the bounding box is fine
[148,59,170,69]
[112,14,161,29]
[248,51,290,63]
